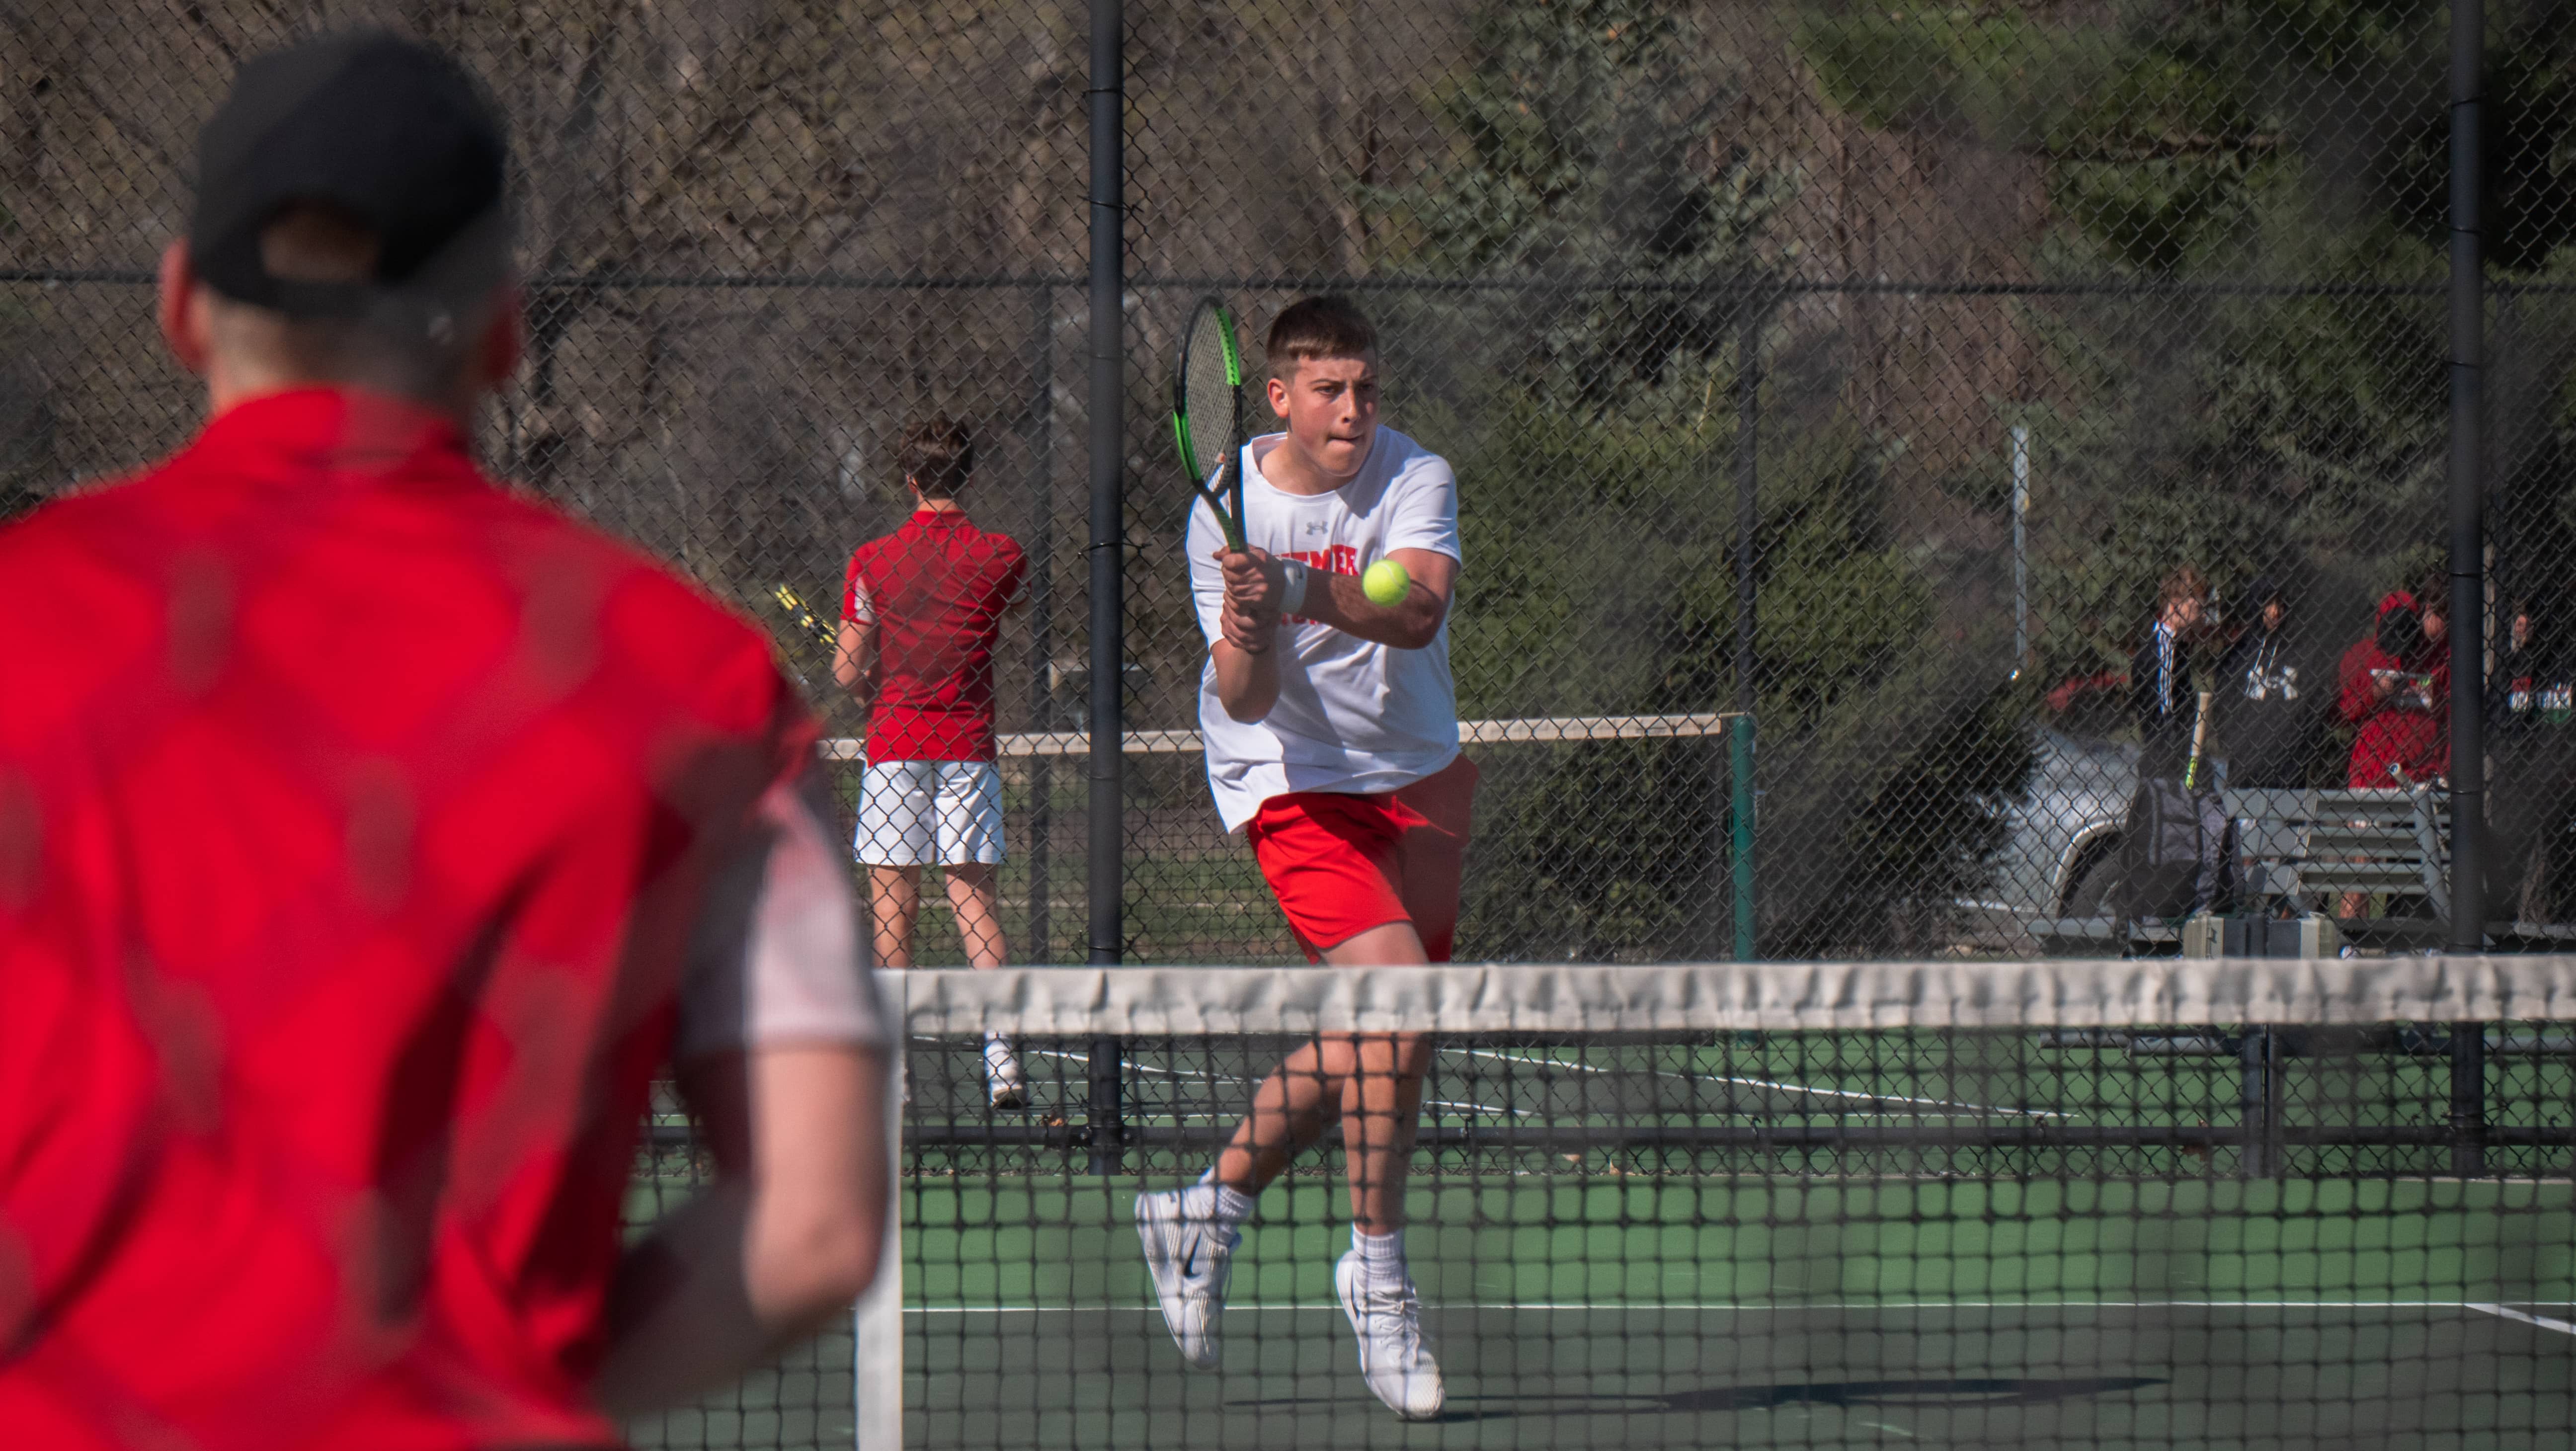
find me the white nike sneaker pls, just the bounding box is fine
[1335,1250,1444,1420]
[984,1034,1027,1110]
[1133,1187,1236,1370]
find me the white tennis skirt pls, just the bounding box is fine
[854,759,1006,867]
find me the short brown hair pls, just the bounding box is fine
[1265,295,1376,379]
[2416,575,2450,621]
[899,415,974,498]
[2158,564,2208,610]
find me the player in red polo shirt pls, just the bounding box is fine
[0,32,887,1450]
[835,416,1028,1105]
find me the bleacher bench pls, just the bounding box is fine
[2032,785,2452,953]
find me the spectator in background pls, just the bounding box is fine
[2338,585,2447,790]
[2118,564,2235,923]
[2335,584,2449,919]
[2217,574,2319,787]
[836,415,1029,1107]
[2491,597,2571,734]
[2129,564,2211,777]
[2487,596,2576,923]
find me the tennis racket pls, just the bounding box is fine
[2183,688,2214,789]
[1171,296,1248,553]
[771,583,839,649]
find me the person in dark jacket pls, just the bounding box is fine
[2490,598,2571,735]
[2487,596,2576,923]
[2120,564,2233,923]
[2129,564,2211,778]
[2217,575,2318,787]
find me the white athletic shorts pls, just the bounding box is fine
[854,759,1006,867]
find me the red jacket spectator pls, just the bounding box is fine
[2338,591,2447,787]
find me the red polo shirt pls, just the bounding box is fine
[0,389,813,1450]
[841,509,1025,764]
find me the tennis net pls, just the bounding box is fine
[659,956,2576,1449]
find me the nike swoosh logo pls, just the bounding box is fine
[1179,1240,1199,1279]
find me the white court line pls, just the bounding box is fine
[1455,1045,2069,1121]
[2468,1302,2576,1337]
[897,1299,2576,1316]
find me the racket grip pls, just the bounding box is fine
[1217,457,1246,552]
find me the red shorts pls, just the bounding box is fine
[1243,755,1478,961]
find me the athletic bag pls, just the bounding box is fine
[2118,775,2237,920]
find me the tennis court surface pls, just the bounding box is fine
[638,956,2576,1449]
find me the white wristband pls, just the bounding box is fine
[1278,558,1309,617]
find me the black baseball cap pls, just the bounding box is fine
[191,30,508,321]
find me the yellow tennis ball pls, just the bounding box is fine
[1362,558,1410,606]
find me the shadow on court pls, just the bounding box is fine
[1239,1374,2167,1416]
[895,1303,2576,1450]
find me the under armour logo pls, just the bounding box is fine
[1302,520,1327,535]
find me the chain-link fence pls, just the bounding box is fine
[6,0,2575,966]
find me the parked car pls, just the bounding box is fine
[1969,727,2139,920]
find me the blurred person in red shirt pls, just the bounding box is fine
[2339,583,2450,790]
[2334,581,2449,919]
[0,32,888,1450]
[834,416,1027,1105]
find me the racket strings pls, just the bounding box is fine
[1182,310,1239,485]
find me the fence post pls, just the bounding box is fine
[2446,0,2490,1179]
[1731,293,1763,961]
[1026,288,1056,966]
[2010,423,2031,680]
[2445,0,2485,953]
[1084,0,1127,1175]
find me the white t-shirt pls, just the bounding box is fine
[1190,426,1462,832]
[677,774,889,1059]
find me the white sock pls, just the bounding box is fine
[1353,1227,1407,1287]
[1184,1175,1257,1230]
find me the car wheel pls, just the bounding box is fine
[2062,847,2120,917]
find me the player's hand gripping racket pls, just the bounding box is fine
[1172,296,1248,553]
[2183,688,2214,789]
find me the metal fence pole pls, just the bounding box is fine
[1026,286,1056,966]
[2447,0,2490,1176]
[1731,295,1763,961]
[2446,0,2486,953]
[1084,0,1127,1174]
[2011,423,2031,681]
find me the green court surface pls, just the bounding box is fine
[895,1177,2576,1450]
[906,1302,2573,1449]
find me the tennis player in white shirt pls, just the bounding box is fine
[1134,295,1470,1421]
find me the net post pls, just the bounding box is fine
[853,1028,906,1451]
[2238,1027,2280,1179]
[1086,1035,1126,1176]
[2449,1023,2488,1177]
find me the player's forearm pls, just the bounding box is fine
[594,1183,822,1413]
[1211,637,1280,722]
[1299,569,1447,649]
[597,1047,888,1414]
[833,621,876,704]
